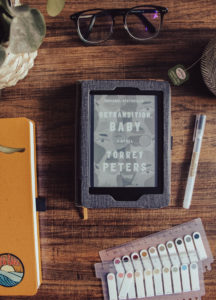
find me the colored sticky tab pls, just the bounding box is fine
[144,269,154,297]
[131,252,143,271]
[122,256,134,272]
[171,266,182,294]
[116,272,124,293]
[175,238,190,265]
[128,280,136,299]
[162,267,172,295]
[153,268,164,296]
[121,256,136,298]
[114,258,125,273]
[193,232,207,260]
[148,247,162,269]
[107,273,118,300]
[135,271,145,298]
[119,271,134,300]
[166,241,181,267]
[184,235,199,263]
[190,263,200,291]
[181,264,191,292]
[158,244,171,268]
[168,64,189,86]
[140,249,153,270]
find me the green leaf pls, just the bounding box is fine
[0,45,6,67]
[30,8,46,37]
[8,8,46,53]
[0,11,12,42]
[1,10,11,24]
[47,0,65,17]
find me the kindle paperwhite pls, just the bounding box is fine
[76,80,171,208]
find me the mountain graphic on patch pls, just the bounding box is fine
[0,266,23,287]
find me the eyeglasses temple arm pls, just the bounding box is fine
[134,12,156,33]
[87,15,96,36]
[81,15,96,40]
[70,13,97,39]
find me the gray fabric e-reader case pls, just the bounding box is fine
[76,80,171,209]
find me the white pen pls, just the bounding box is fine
[183,114,206,209]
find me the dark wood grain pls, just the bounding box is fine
[1,0,216,299]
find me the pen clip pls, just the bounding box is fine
[193,115,199,141]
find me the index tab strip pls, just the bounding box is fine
[122,256,134,272]
[158,244,171,268]
[148,247,162,269]
[107,273,118,300]
[144,269,154,297]
[140,250,153,270]
[114,258,125,273]
[114,261,124,294]
[116,272,124,293]
[190,263,200,291]
[131,252,143,271]
[166,241,181,267]
[181,264,191,292]
[193,232,208,260]
[153,268,164,296]
[134,271,145,298]
[175,238,190,265]
[162,267,172,295]
[97,218,211,300]
[122,256,136,299]
[171,266,182,294]
[184,235,198,263]
[119,271,134,300]
[100,218,213,273]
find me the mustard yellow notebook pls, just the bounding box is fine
[0,118,42,295]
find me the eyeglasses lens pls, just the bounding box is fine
[78,10,113,43]
[126,6,161,40]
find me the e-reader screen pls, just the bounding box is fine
[90,91,162,190]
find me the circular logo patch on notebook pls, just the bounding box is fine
[0,253,24,287]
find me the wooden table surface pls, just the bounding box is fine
[1,0,216,299]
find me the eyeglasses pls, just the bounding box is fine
[70,5,168,45]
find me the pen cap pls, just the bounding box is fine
[198,115,206,129]
[193,114,206,140]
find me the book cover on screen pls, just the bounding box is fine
[0,118,42,295]
[91,93,157,188]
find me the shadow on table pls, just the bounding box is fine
[36,83,78,211]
